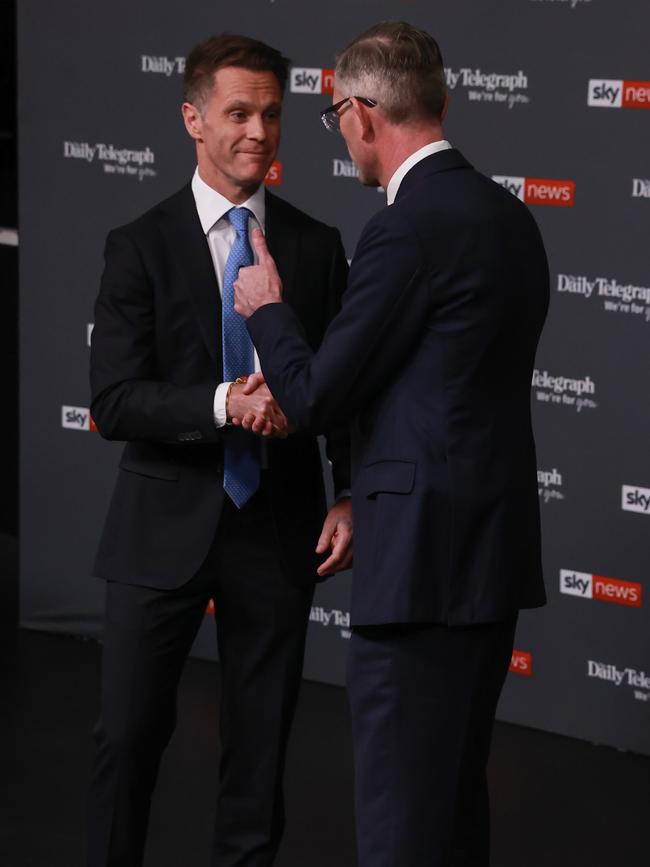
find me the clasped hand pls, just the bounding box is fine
[226,373,290,439]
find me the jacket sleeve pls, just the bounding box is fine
[90,227,220,444]
[320,229,352,496]
[247,211,431,434]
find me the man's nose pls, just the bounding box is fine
[246,114,266,140]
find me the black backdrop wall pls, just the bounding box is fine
[18,0,650,755]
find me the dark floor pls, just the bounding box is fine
[1,536,649,866]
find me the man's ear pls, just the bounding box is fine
[351,97,375,143]
[181,102,203,142]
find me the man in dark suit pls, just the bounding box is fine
[234,21,549,867]
[87,34,352,867]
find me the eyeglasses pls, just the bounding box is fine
[320,96,377,133]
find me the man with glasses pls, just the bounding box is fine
[235,20,549,867]
[88,33,352,867]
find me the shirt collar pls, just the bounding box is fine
[386,140,452,205]
[191,167,266,234]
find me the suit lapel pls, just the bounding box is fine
[264,190,299,306]
[158,185,222,365]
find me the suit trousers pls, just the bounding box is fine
[87,482,314,867]
[347,616,517,867]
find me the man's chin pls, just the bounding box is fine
[358,171,380,188]
[237,170,271,192]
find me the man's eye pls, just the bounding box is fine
[230,111,247,122]
[264,110,281,121]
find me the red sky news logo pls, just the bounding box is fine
[290,67,334,94]
[264,161,282,186]
[509,650,532,676]
[61,405,98,432]
[493,175,575,206]
[588,79,650,109]
[205,599,215,615]
[560,569,642,608]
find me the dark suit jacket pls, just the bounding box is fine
[247,149,549,626]
[90,184,350,589]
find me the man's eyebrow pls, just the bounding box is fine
[223,99,282,112]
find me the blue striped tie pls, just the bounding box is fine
[222,207,260,508]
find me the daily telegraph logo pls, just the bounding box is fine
[445,67,530,108]
[493,175,575,206]
[557,273,650,322]
[588,79,650,109]
[290,67,334,94]
[560,569,642,608]
[333,158,359,179]
[509,650,532,676]
[537,468,565,504]
[632,179,650,199]
[310,606,351,639]
[622,484,650,515]
[63,141,156,181]
[332,158,384,193]
[264,161,282,186]
[587,660,650,703]
[141,55,185,76]
[532,369,597,412]
[61,405,97,432]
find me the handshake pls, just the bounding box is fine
[226,372,291,439]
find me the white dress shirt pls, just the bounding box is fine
[191,167,264,427]
[385,140,452,205]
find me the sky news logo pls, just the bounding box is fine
[264,161,282,186]
[290,67,334,94]
[588,79,650,109]
[492,175,575,206]
[509,650,532,676]
[560,569,642,608]
[621,484,650,515]
[61,406,97,432]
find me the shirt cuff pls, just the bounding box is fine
[214,382,232,428]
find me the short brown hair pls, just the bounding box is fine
[184,33,291,110]
[336,21,447,124]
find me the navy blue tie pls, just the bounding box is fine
[222,207,260,508]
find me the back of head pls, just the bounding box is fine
[184,33,290,112]
[336,21,447,125]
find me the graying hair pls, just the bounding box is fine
[335,21,447,125]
